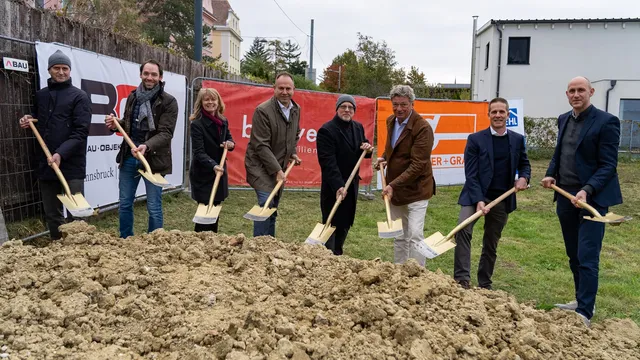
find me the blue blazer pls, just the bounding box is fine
[545,105,622,207]
[458,128,531,213]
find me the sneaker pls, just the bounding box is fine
[576,312,591,328]
[555,300,578,310]
[555,300,596,315]
[457,280,470,290]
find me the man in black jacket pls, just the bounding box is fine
[105,60,178,238]
[316,94,373,255]
[19,50,91,240]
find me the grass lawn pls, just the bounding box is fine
[6,160,640,324]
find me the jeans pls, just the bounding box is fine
[40,178,84,240]
[556,188,606,320]
[253,190,280,237]
[389,199,429,266]
[453,199,509,288]
[119,156,163,238]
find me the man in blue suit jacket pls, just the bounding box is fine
[454,97,531,290]
[541,76,622,327]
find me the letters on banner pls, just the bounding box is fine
[376,99,525,187]
[202,80,377,187]
[35,42,187,208]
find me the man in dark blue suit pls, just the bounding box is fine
[454,97,531,290]
[541,76,622,327]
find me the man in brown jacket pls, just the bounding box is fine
[105,60,178,238]
[376,85,435,266]
[245,72,302,237]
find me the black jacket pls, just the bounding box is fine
[114,83,178,175]
[316,115,371,228]
[32,78,91,181]
[189,114,234,204]
[457,128,530,214]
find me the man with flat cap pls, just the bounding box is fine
[19,49,91,240]
[316,94,373,255]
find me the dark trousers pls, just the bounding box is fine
[556,189,606,320]
[40,178,84,240]
[324,226,350,255]
[194,201,221,233]
[454,199,508,288]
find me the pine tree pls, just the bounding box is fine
[240,38,271,80]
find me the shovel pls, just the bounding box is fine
[305,151,368,245]
[377,164,403,238]
[192,146,229,224]
[551,184,632,225]
[112,119,171,188]
[243,160,296,221]
[27,119,95,218]
[417,187,518,259]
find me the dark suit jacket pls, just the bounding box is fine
[458,128,531,213]
[317,115,371,228]
[545,105,622,207]
[382,111,435,206]
[189,114,234,204]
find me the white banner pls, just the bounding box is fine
[35,42,186,208]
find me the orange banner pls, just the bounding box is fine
[376,98,490,185]
[202,80,376,187]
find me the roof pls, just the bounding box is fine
[477,18,640,35]
[438,83,471,89]
[210,0,233,26]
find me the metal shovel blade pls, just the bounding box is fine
[243,205,277,222]
[583,212,633,225]
[138,169,171,188]
[57,193,95,218]
[305,223,335,245]
[192,203,221,224]
[415,232,457,259]
[377,218,403,239]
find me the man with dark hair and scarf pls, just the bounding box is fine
[105,60,178,238]
[19,49,91,240]
[317,94,373,255]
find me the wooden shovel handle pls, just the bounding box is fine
[262,161,296,211]
[27,119,73,198]
[379,164,393,226]
[112,118,154,174]
[323,151,368,229]
[206,146,229,208]
[550,184,601,218]
[444,187,517,241]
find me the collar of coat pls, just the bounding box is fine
[47,77,72,89]
[271,96,299,120]
[386,109,423,131]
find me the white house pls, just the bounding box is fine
[470,18,640,148]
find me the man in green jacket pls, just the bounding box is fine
[245,72,302,237]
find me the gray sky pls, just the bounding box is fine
[230,0,639,84]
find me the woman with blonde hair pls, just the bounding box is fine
[189,88,235,232]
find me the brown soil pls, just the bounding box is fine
[0,221,638,360]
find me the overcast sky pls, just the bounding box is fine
[229,0,639,84]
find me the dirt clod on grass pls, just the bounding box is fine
[0,221,639,359]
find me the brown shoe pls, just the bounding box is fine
[457,280,470,289]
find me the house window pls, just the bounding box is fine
[507,37,530,65]
[619,99,640,150]
[484,42,490,70]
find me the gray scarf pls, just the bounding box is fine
[135,83,161,132]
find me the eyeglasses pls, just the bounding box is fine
[338,105,355,111]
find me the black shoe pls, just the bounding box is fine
[479,284,493,290]
[457,280,470,289]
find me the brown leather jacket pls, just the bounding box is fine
[382,110,435,206]
[115,83,178,175]
[245,97,301,192]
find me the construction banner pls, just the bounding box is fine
[202,80,376,187]
[376,98,525,186]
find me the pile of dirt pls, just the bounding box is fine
[0,221,639,360]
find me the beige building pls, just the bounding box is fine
[204,0,242,75]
